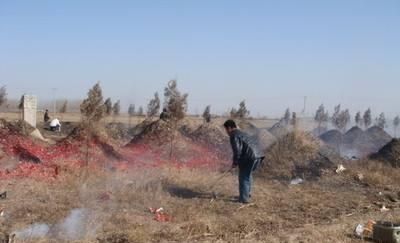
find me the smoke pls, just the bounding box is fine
[13,208,91,241]
[14,223,50,239]
[57,208,88,240]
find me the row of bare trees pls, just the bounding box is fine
[80,80,190,124]
[314,104,400,135]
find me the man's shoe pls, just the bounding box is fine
[239,198,250,204]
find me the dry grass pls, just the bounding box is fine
[1,156,400,242]
[263,131,320,179]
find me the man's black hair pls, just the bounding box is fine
[224,119,237,129]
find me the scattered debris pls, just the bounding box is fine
[290,178,304,185]
[354,220,376,238]
[355,173,364,182]
[0,191,6,200]
[149,207,172,222]
[380,205,390,213]
[237,203,256,210]
[354,224,364,238]
[98,192,112,202]
[335,164,346,174]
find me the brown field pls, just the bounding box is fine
[0,112,398,243]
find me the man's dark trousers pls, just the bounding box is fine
[238,159,259,203]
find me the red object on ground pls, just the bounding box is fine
[149,207,172,222]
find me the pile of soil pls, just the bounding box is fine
[341,126,375,157]
[365,126,392,150]
[189,123,230,155]
[257,129,277,151]
[312,127,328,137]
[343,126,365,145]
[319,130,343,146]
[263,131,334,180]
[319,126,392,158]
[61,125,123,161]
[127,119,229,168]
[178,118,202,137]
[106,122,131,140]
[129,120,175,145]
[238,120,259,137]
[238,120,276,151]
[370,139,400,167]
[268,121,290,138]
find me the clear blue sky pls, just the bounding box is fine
[1,0,399,117]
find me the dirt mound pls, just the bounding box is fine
[0,119,36,135]
[312,127,328,137]
[61,125,123,160]
[178,118,202,137]
[238,120,259,136]
[268,121,290,138]
[365,126,392,150]
[319,130,343,146]
[370,139,400,167]
[188,123,231,161]
[340,126,376,158]
[106,122,131,140]
[262,131,334,180]
[238,120,276,151]
[127,120,229,168]
[343,126,365,144]
[257,129,277,151]
[190,123,229,148]
[129,120,174,145]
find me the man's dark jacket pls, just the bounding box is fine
[229,129,263,169]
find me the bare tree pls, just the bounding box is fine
[112,100,121,116]
[164,80,188,121]
[202,105,211,123]
[128,104,135,117]
[331,104,341,126]
[291,112,297,127]
[59,100,68,113]
[80,82,105,123]
[0,86,7,107]
[314,104,329,134]
[363,108,372,129]
[138,106,144,116]
[343,109,351,130]
[237,101,250,119]
[230,108,238,118]
[355,111,363,127]
[332,105,350,132]
[128,104,135,126]
[231,100,250,119]
[394,116,400,137]
[283,108,291,125]
[104,98,113,116]
[376,112,386,129]
[147,92,161,118]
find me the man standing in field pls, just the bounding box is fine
[224,120,263,204]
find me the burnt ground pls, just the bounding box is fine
[0,119,400,242]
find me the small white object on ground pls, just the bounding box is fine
[380,205,390,212]
[354,224,364,237]
[336,164,346,174]
[290,178,304,185]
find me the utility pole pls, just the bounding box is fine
[52,88,57,116]
[302,96,307,115]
